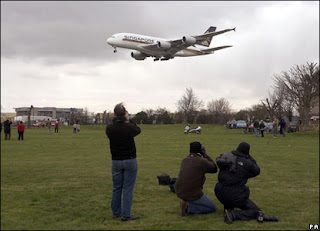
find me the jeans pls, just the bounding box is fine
[111,158,137,217]
[187,194,217,214]
[273,127,277,137]
[254,128,258,137]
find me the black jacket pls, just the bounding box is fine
[3,120,12,133]
[106,117,141,160]
[215,150,260,206]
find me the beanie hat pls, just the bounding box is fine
[190,142,202,154]
[237,142,250,155]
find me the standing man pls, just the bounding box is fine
[55,120,59,134]
[259,120,265,138]
[272,119,278,138]
[253,120,259,138]
[215,142,278,224]
[106,103,141,222]
[46,119,51,134]
[280,119,286,137]
[17,121,25,140]
[174,142,218,216]
[3,119,12,140]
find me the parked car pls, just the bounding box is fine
[236,120,247,129]
[287,122,299,133]
[226,120,237,129]
[32,122,45,127]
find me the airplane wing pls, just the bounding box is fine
[141,39,193,56]
[201,45,233,54]
[140,27,235,57]
[193,28,235,46]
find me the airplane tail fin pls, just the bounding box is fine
[200,26,217,47]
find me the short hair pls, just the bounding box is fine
[114,103,126,117]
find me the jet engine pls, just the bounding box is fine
[182,36,196,46]
[157,41,171,50]
[131,51,147,60]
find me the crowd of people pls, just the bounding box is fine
[0,118,83,140]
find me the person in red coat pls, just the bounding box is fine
[17,121,25,140]
[55,120,59,133]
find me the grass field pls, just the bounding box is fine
[1,124,319,230]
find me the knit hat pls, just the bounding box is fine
[190,142,202,154]
[237,142,250,155]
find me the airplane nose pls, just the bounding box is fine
[106,37,113,45]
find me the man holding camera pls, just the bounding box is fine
[106,103,141,222]
[215,142,278,224]
[174,141,218,216]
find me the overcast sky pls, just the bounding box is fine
[1,1,319,114]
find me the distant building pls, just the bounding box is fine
[1,112,16,123]
[14,107,83,124]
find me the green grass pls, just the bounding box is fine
[1,124,319,230]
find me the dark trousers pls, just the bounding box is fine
[55,127,58,133]
[18,132,24,140]
[225,198,260,221]
[261,130,264,137]
[5,132,10,140]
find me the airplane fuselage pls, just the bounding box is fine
[107,33,204,58]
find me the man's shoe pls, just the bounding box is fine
[121,215,139,222]
[112,214,121,219]
[224,209,234,224]
[179,200,188,216]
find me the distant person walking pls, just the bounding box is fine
[3,119,12,140]
[17,121,25,140]
[259,120,265,138]
[55,120,59,134]
[253,120,259,138]
[279,119,286,137]
[272,119,278,138]
[46,119,51,134]
[73,123,77,133]
[106,103,141,222]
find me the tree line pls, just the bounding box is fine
[89,62,318,130]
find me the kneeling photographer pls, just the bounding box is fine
[214,142,278,224]
[174,142,218,216]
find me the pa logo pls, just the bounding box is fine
[310,224,319,230]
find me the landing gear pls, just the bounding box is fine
[154,58,160,61]
[113,47,117,53]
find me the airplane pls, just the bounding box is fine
[106,26,235,61]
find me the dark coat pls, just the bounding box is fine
[175,154,217,201]
[3,120,12,133]
[106,117,141,160]
[215,150,260,207]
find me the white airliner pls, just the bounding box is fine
[106,26,235,61]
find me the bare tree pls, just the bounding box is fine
[177,88,203,124]
[207,98,232,124]
[273,62,319,130]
